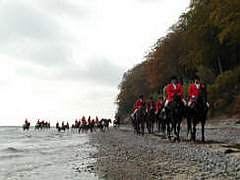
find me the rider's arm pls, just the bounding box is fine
[188,84,194,98]
[178,84,183,97]
[156,101,159,111]
[134,100,140,109]
[166,85,174,98]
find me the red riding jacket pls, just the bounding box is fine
[146,100,155,111]
[188,83,205,102]
[134,99,145,110]
[156,100,164,111]
[166,83,183,101]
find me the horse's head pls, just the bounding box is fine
[136,102,147,118]
[196,86,207,104]
[191,85,208,112]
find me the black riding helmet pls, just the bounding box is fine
[170,76,177,81]
[193,75,200,81]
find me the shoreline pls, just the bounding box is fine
[89,119,240,179]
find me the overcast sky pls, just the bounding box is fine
[0,0,190,126]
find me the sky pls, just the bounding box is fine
[0,0,190,126]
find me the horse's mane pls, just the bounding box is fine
[196,86,207,103]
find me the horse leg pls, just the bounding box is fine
[163,119,166,135]
[201,119,205,142]
[157,118,160,132]
[137,120,140,134]
[173,122,178,141]
[141,119,145,136]
[167,122,171,139]
[147,119,151,134]
[187,118,191,141]
[177,121,181,141]
[192,121,197,141]
[151,119,154,134]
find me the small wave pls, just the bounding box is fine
[5,147,24,153]
[0,154,21,160]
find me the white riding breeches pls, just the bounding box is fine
[164,100,169,107]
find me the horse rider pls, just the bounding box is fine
[164,76,186,108]
[88,116,91,124]
[75,119,78,126]
[82,116,86,124]
[155,96,164,115]
[114,113,120,125]
[37,119,40,125]
[56,121,59,128]
[188,75,209,108]
[131,95,146,122]
[95,116,99,124]
[146,97,155,113]
[115,113,119,121]
[25,118,29,125]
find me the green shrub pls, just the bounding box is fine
[208,66,240,114]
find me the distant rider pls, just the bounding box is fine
[146,97,155,113]
[56,122,59,128]
[88,116,91,124]
[131,95,146,123]
[155,96,164,115]
[82,116,86,125]
[114,113,120,125]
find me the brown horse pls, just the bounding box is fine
[135,103,147,136]
[187,87,208,142]
[146,108,156,134]
[156,108,166,134]
[103,119,111,132]
[165,94,185,141]
[23,123,30,131]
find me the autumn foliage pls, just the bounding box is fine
[117,0,240,119]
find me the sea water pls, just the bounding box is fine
[0,127,98,180]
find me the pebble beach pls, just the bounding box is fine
[89,118,240,179]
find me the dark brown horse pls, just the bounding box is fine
[113,118,120,130]
[79,123,88,133]
[165,94,185,141]
[135,103,147,136]
[187,87,208,142]
[146,106,156,134]
[156,108,166,134]
[23,123,30,131]
[103,119,111,132]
